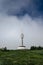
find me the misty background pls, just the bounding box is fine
[0,0,43,49]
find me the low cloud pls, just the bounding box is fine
[0,14,43,49]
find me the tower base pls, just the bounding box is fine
[17,46,26,50]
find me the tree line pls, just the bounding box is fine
[0,46,43,51]
[30,46,43,50]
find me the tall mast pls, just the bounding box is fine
[21,33,24,46]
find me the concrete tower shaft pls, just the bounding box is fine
[21,33,24,46]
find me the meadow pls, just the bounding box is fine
[0,49,43,65]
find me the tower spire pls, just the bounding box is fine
[17,33,26,50]
[21,33,24,46]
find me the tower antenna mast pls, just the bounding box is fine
[21,33,24,46]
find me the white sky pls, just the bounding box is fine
[0,14,43,49]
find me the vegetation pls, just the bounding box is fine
[0,48,43,65]
[30,46,43,50]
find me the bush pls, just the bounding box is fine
[1,59,14,65]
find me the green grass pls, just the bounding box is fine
[0,50,43,65]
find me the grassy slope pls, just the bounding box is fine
[0,50,43,65]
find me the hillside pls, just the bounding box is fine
[0,50,43,65]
